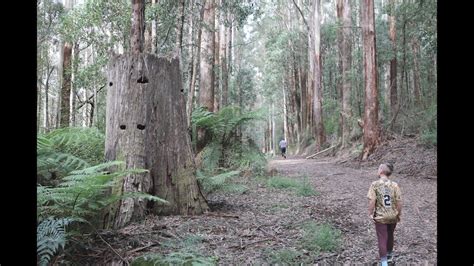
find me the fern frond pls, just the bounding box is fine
[37,217,76,265]
[197,170,240,193]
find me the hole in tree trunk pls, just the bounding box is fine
[109,82,113,86]
[137,124,146,130]
[137,76,149,83]
[120,125,126,130]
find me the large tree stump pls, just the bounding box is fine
[105,53,208,228]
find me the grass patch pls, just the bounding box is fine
[296,178,318,196]
[301,222,341,253]
[267,176,301,189]
[131,251,218,266]
[265,248,306,264]
[267,176,317,197]
[132,234,218,266]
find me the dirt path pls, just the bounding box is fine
[69,156,437,265]
[269,157,437,264]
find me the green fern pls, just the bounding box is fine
[45,127,105,165]
[197,170,241,194]
[37,161,151,220]
[37,217,76,266]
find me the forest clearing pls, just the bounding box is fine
[37,0,437,265]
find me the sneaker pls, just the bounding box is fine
[387,252,394,263]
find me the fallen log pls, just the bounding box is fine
[305,145,336,159]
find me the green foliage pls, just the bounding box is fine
[197,170,241,194]
[192,106,267,177]
[296,182,318,197]
[37,161,149,221]
[37,217,76,266]
[220,0,261,28]
[322,98,340,140]
[38,127,106,185]
[225,140,267,176]
[265,248,305,264]
[267,176,317,197]
[192,106,264,142]
[37,160,167,263]
[132,252,218,266]
[133,235,217,266]
[267,176,300,189]
[301,222,341,253]
[420,130,436,147]
[45,127,105,165]
[417,103,437,147]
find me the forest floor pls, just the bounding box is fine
[64,137,437,265]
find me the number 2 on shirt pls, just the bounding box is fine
[383,194,391,207]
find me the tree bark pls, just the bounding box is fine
[187,2,204,128]
[361,0,380,160]
[197,0,216,152]
[199,0,215,112]
[151,0,157,54]
[220,4,228,107]
[60,42,72,127]
[131,0,145,55]
[214,8,220,112]
[306,6,315,135]
[388,0,398,117]
[312,0,325,150]
[106,54,208,228]
[411,37,421,106]
[176,0,186,52]
[338,0,353,148]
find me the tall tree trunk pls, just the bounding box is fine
[187,0,204,128]
[338,0,353,148]
[214,8,220,112]
[388,0,398,118]
[71,42,80,127]
[43,67,54,132]
[176,0,185,52]
[282,86,289,142]
[361,0,380,160]
[411,37,421,106]
[37,85,42,133]
[307,29,314,136]
[197,0,215,152]
[312,0,325,150]
[151,0,157,54]
[60,42,72,127]
[131,0,145,55]
[220,3,228,107]
[199,0,215,112]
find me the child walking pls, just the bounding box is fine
[367,163,402,266]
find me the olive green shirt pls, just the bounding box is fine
[367,177,402,224]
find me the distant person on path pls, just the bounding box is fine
[279,139,287,158]
[367,163,402,266]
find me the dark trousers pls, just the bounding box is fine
[375,222,397,258]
